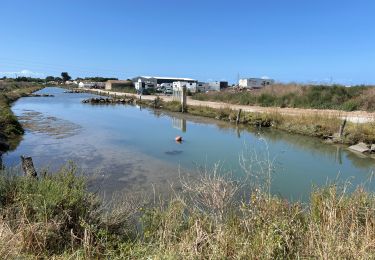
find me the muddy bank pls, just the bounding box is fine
[18,110,81,139]
[0,85,44,156]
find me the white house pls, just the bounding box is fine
[239,78,274,88]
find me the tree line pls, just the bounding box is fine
[1,72,118,83]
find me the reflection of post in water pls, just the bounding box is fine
[0,154,3,170]
[153,110,162,118]
[335,146,343,164]
[172,117,187,132]
[236,127,241,138]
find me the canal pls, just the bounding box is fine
[3,87,374,201]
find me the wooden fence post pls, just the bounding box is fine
[339,118,347,139]
[236,109,242,124]
[181,86,187,113]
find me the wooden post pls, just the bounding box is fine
[181,85,187,113]
[236,109,242,124]
[21,156,37,178]
[339,118,347,138]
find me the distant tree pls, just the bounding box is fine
[54,77,63,82]
[14,76,44,83]
[61,72,71,82]
[45,76,55,82]
[83,77,118,82]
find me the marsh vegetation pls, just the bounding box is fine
[193,84,375,112]
[1,161,374,259]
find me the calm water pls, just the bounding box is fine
[3,87,375,201]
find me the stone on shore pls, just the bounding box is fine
[348,142,371,153]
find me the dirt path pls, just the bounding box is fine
[87,89,375,123]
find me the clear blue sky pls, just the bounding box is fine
[1,0,374,84]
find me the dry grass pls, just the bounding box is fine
[1,162,375,258]
[251,83,305,97]
[306,185,375,259]
[194,84,375,111]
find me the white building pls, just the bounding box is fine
[134,79,145,91]
[78,82,105,89]
[208,81,229,91]
[239,78,274,88]
[132,76,197,89]
[173,81,197,93]
[78,82,96,88]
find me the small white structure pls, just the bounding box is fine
[78,82,96,88]
[173,81,197,93]
[239,78,274,88]
[135,79,145,92]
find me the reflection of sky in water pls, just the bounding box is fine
[3,87,375,201]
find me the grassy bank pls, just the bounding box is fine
[136,98,375,145]
[1,164,374,259]
[193,84,375,112]
[0,81,43,151]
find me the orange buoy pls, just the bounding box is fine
[175,136,183,142]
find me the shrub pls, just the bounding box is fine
[1,164,375,258]
[0,164,101,256]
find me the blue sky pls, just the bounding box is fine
[0,0,374,84]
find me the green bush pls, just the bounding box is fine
[342,100,359,111]
[0,164,101,255]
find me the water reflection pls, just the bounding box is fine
[156,109,374,171]
[3,87,374,201]
[172,117,186,132]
